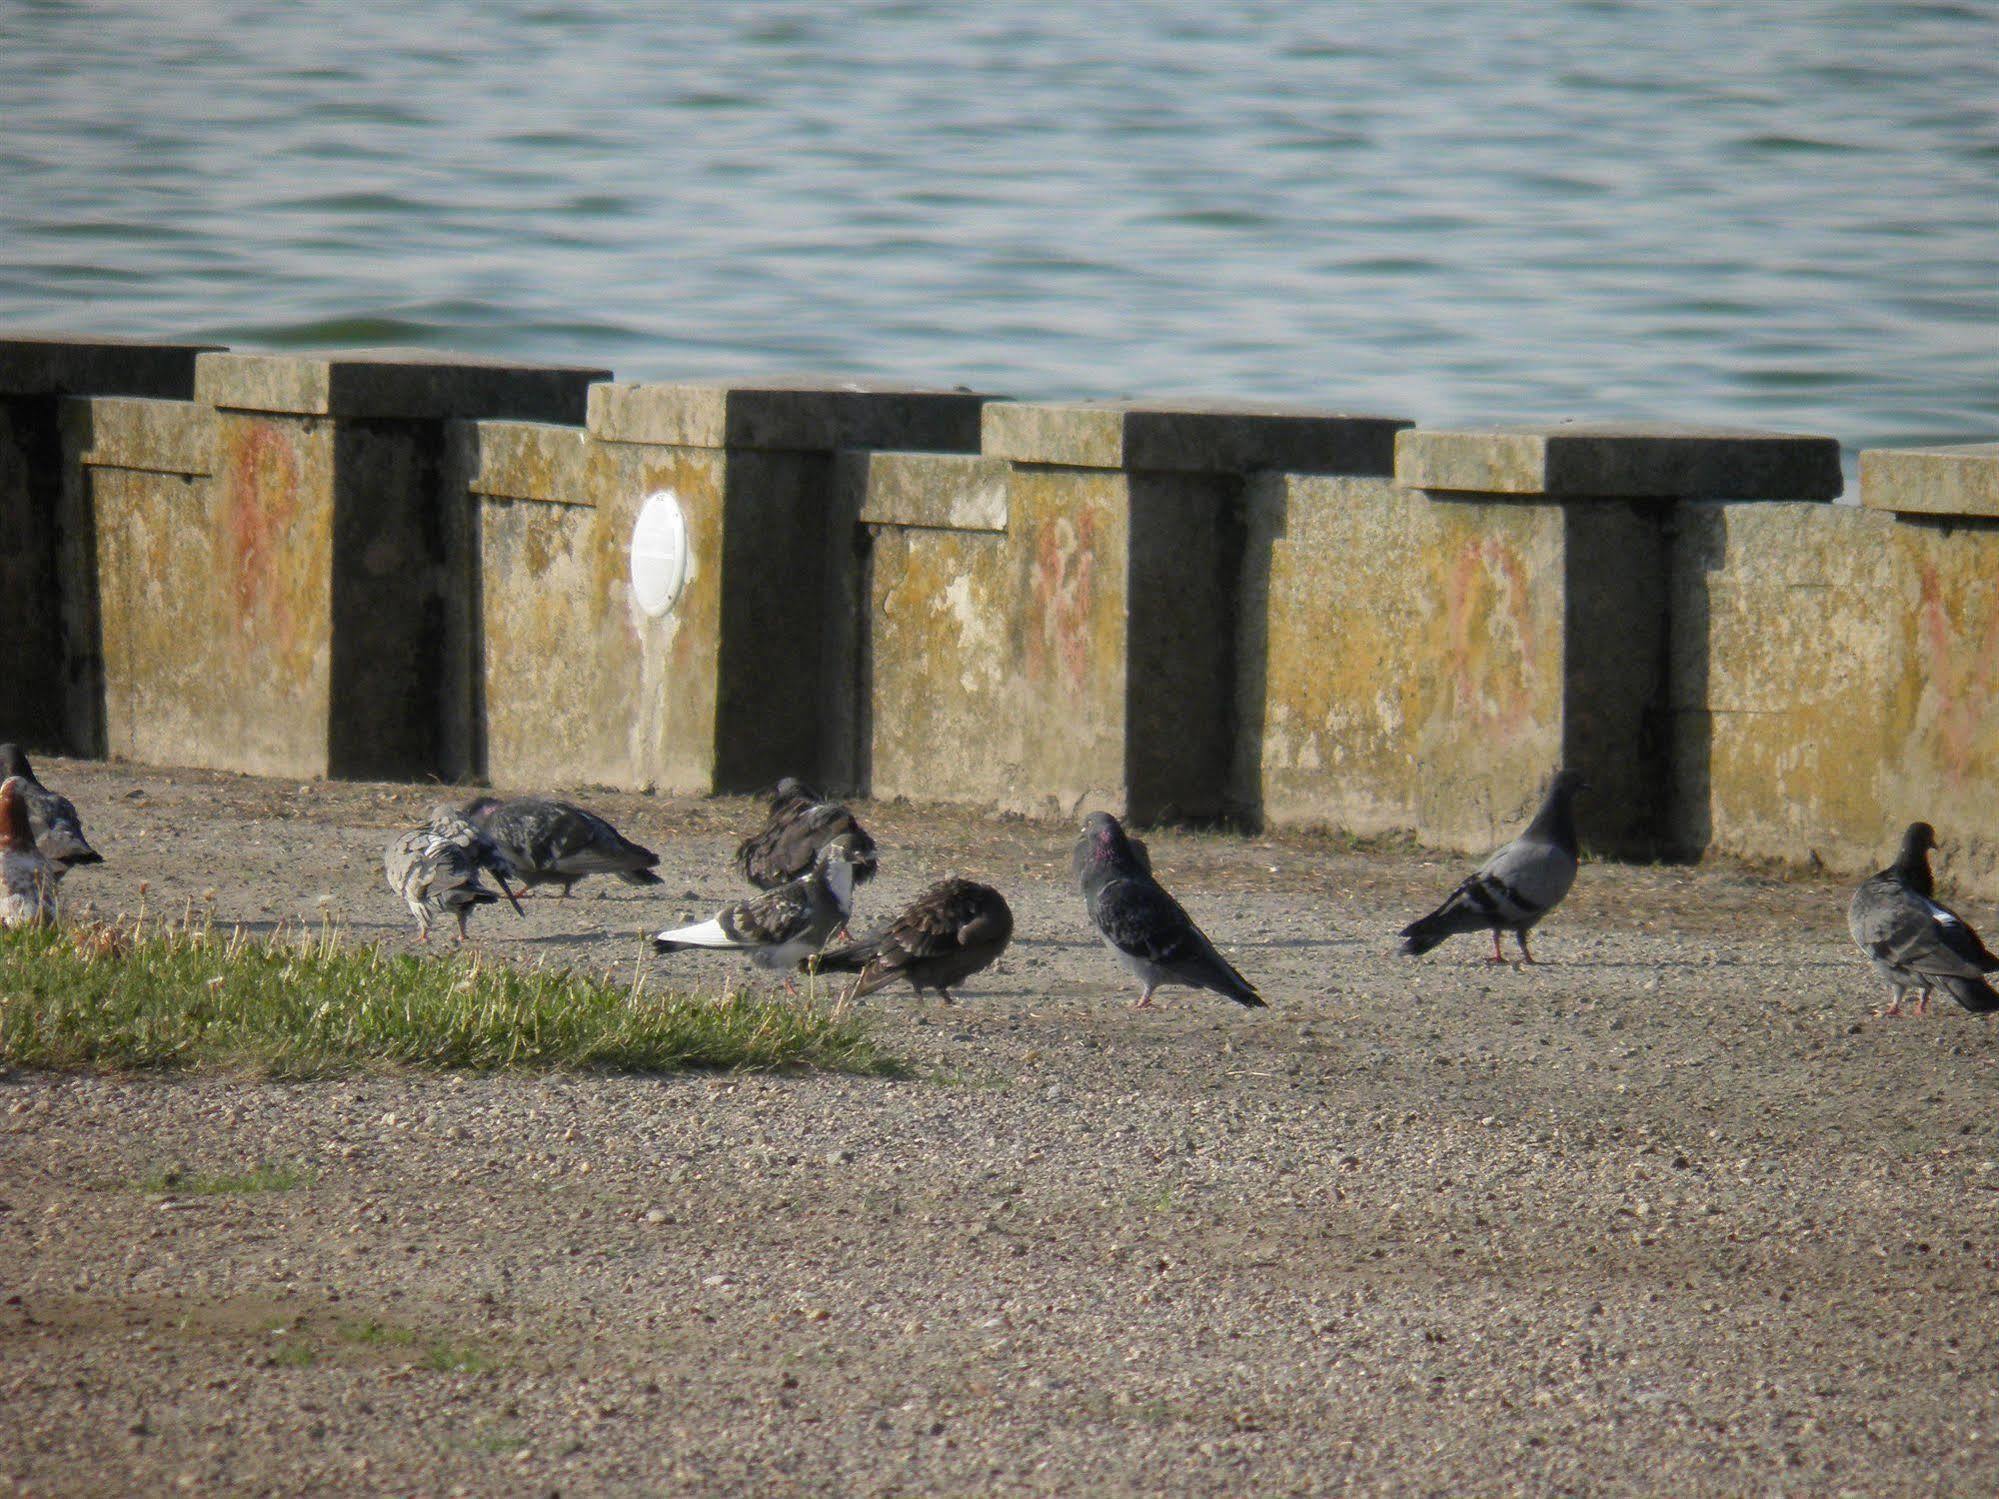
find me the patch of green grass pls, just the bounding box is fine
[0,919,897,1079]
[335,1319,497,1374]
[133,1162,308,1195]
[270,1340,317,1368]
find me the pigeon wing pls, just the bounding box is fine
[1093,875,1262,1006]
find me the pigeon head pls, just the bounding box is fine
[1076,811,1143,872]
[0,744,30,782]
[774,777,812,802]
[0,777,33,854]
[1902,821,1938,854]
[425,803,463,827]
[460,795,503,824]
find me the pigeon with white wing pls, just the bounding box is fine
[655,833,865,974]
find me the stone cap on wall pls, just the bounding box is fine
[981,399,1410,475]
[850,451,1010,532]
[586,377,994,452]
[447,419,592,506]
[0,332,224,399]
[1858,442,1999,519]
[60,396,216,476]
[194,349,611,423]
[1397,422,1843,500]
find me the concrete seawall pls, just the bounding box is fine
[5,333,1993,893]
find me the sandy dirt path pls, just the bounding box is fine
[4,758,1998,1495]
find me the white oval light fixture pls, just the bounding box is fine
[629,489,688,617]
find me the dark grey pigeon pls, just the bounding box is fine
[655,834,864,974]
[0,743,101,873]
[810,877,1013,1004]
[1399,770,1588,963]
[463,795,662,897]
[1848,821,1999,1018]
[383,826,504,943]
[424,804,523,916]
[735,778,879,889]
[1074,812,1264,1010]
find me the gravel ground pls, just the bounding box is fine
[5,758,1999,1496]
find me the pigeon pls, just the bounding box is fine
[1399,770,1589,963]
[0,776,57,928]
[735,778,879,889]
[383,826,506,943]
[810,877,1014,1003]
[0,743,101,873]
[423,804,524,916]
[654,834,865,973]
[1074,812,1264,1009]
[1847,821,1999,1018]
[463,795,662,897]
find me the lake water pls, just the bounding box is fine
[3,1,1994,474]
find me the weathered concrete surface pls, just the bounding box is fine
[1670,501,1999,897]
[66,352,611,782]
[0,331,222,398]
[195,348,610,424]
[983,399,1408,475]
[0,337,217,752]
[471,382,1000,797]
[1859,441,1999,519]
[1237,475,1668,854]
[1399,423,1843,500]
[587,378,990,452]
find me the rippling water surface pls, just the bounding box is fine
[3,1,1994,464]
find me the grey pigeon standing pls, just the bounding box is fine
[1847,822,1999,1018]
[423,804,524,916]
[1399,770,1588,963]
[0,744,101,874]
[0,776,57,928]
[1074,812,1264,1010]
[810,877,1013,1004]
[463,795,662,897]
[654,834,865,974]
[735,778,879,889]
[383,826,504,943]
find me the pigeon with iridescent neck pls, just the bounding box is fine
[1848,821,1999,1018]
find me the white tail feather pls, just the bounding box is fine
[653,916,740,950]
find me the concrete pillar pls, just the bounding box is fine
[0,333,220,751]
[1398,423,1842,855]
[76,349,609,781]
[466,378,989,795]
[901,400,1411,822]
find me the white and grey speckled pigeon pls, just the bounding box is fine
[383,825,505,943]
[463,795,662,897]
[654,834,864,972]
[0,744,101,874]
[1848,821,1999,1018]
[0,776,57,928]
[810,877,1014,1003]
[1399,770,1588,963]
[735,778,880,889]
[1074,812,1264,1010]
[423,804,524,916]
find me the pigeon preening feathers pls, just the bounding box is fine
[423,804,524,915]
[0,744,101,873]
[1074,812,1264,1009]
[811,877,1014,1003]
[735,778,879,889]
[463,796,662,896]
[383,825,509,943]
[1399,770,1588,963]
[0,776,57,928]
[654,834,865,972]
[1847,822,1999,1018]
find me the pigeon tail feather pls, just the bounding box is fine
[618,868,665,887]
